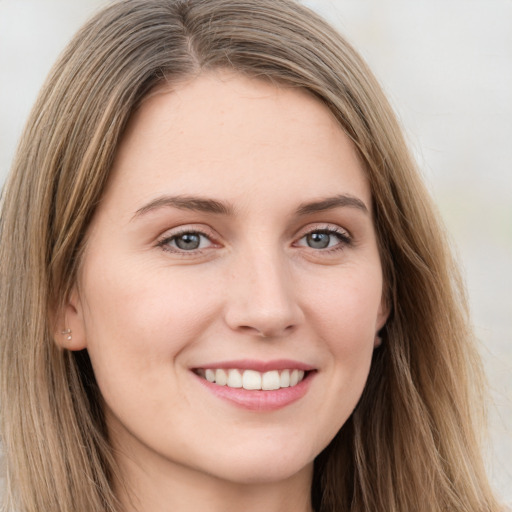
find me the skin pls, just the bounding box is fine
[61,71,389,512]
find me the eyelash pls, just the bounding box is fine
[157,225,352,255]
[157,228,215,255]
[295,226,352,253]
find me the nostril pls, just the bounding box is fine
[236,324,297,339]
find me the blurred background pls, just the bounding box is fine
[1,0,511,503]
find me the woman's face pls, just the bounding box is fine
[67,72,388,486]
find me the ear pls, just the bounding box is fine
[374,295,391,348]
[53,288,88,351]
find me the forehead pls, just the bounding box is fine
[101,71,370,218]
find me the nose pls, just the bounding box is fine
[223,247,304,339]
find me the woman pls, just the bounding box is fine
[0,0,502,511]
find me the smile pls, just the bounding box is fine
[195,368,306,390]
[192,360,316,411]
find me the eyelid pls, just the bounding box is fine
[295,223,351,240]
[156,224,220,254]
[293,224,352,251]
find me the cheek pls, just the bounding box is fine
[304,267,382,399]
[79,260,218,391]
[307,267,383,343]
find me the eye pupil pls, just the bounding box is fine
[175,233,201,250]
[307,232,330,249]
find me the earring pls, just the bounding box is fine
[61,329,72,341]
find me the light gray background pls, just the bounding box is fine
[1,0,511,504]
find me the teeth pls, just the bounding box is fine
[201,368,307,390]
[262,370,280,390]
[215,369,228,386]
[227,369,242,388]
[280,369,290,388]
[243,370,261,390]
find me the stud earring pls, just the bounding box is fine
[61,329,72,341]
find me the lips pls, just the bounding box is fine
[192,360,316,411]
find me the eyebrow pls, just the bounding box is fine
[132,192,368,220]
[296,194,369,215]
[133,195,234,219]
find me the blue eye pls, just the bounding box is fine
[298,228,350,250]
[174,233,202,250]
[306,232,331,249]
[160,231,212,252]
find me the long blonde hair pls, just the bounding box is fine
[0,1,501,511]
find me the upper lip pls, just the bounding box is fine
[192,359,315,372]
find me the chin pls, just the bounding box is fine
[193,440,317,485]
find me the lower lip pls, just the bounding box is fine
[194,372,315,411]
